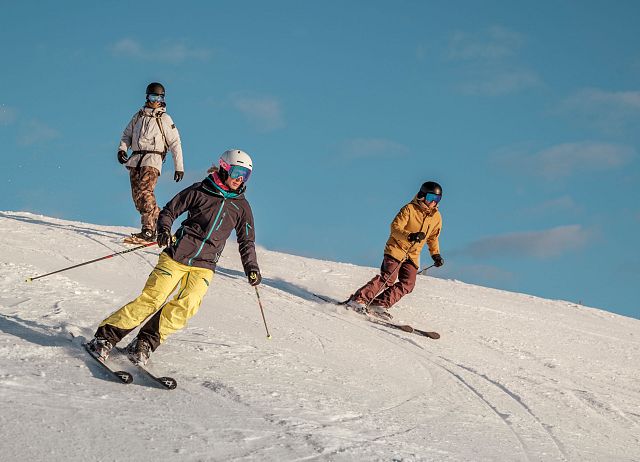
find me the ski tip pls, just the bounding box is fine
[427,332,441,340]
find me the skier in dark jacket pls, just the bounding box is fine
[88,149,260,365]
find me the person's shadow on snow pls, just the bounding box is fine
[215,266,337,303]
[0,313,126,384]
[0,313,73,348]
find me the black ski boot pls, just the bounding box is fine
[87,337,114,360]
[127,338,152,365]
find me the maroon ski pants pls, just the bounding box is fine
[353,254,418,308]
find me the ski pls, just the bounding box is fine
[83,343,133,384]
[365,316,440,339]
[312,293,440,340]
[116,347,177,390]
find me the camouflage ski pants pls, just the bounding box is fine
[353,254,417,308]
[128,166,161,232]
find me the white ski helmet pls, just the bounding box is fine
[219,149,253,183]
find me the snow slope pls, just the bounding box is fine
[0,211,638,462]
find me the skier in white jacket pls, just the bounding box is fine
[117,82,184,242]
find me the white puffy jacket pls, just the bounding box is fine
[118,106,184,174]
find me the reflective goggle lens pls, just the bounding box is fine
[147,93,165,103]
[220,158,252,182]
[229,165,251,182]
[228,165,251,182]
[424,193,442,203]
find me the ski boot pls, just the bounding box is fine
[366,305,394,321]
[87,337,114,360]
[126,338,152,365]
[130,228,156,242]
[346,297,367,314]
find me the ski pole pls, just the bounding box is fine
[417,264,435,275]
[363,246,413,312]
[254,286,272,339]
[25,241,158,282]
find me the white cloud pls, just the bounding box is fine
[447,26,524,61]
[341,138,409,159]
[523,195,582,217]
[0,105,16,125]
[231,95,285,132]
[111,38,142,56]
[445,26,539,96]
[535,142,634,178]
[494,141,635,179]
[559,88,640,132]
[457,69,540,96]
[566,88,640,110]
[110,38,211,64]
[17,120,60,146]
[462,225,592,260]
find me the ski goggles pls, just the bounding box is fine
[422,193,442,204]
[147,93,165,103]
[220,159,252,182]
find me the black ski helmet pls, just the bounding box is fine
[417,181,442,199]
[146,82,165,96]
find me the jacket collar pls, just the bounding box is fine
[139,106,166,117]
[202,174,245,199]
[411,195,438,217]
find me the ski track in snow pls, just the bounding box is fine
[1,212,639,461]
[434,357,568,462]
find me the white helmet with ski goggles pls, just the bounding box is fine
[219,149,253,183]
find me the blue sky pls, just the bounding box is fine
[1,1,638,319]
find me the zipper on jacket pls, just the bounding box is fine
[188,200,226,266]
[215,213,225,231]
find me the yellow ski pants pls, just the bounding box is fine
[99,252,213,345]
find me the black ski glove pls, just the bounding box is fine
[408,232,426,243]
[174,171,184,182]
[117,150,128,164]
[431,254,444,267]
[156,229,173,247]
[248,270,262,286]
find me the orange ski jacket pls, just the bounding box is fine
[383,196,442,267]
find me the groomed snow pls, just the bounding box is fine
[0,211,638,462]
